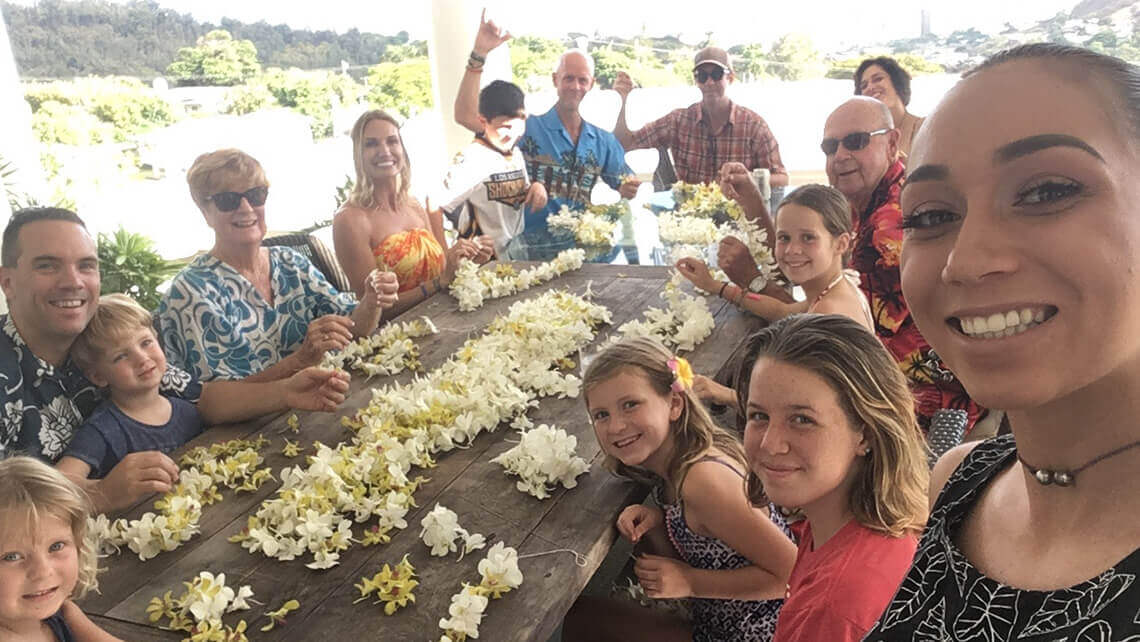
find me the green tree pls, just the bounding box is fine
[767,33,821,81]
[261,68,364,138]
[366,59,433,119]
[731,43,771,81]
[510,36,564,92]
[825,56,861,80]
[893,53,944,75]
[380,41,429,63]
[166,29,261,86]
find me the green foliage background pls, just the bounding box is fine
[96,227,183,310]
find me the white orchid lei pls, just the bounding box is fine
[320,316,438,378]
[91,437,271,561]
[438,541,523,642]
[491,424,589,500]
[232,290,610,570]
[144,571,255,641]
[616,270,716,352]
[657,211,721,246]
[420,504,486,559]
[448,249,586,311]
[548,204,618,247]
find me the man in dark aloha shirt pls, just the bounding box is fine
[0,207,351,511]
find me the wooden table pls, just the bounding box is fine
[81,264,761,641]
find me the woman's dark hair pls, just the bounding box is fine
[854,56,913,106]
[478,80,526,121]
[966,43,1140,140]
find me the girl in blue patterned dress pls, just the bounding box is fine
[564,337,798,642]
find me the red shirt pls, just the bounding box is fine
[851,159,983,433]
[772,519,917,642]
[628,101,786,184]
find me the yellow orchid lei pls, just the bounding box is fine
[321,316,438,378]
[144,571,254,641]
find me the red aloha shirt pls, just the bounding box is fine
[628,101,786,185]
[852,160,983,434]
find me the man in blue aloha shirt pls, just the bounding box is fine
[454,11,640,232]
[0,207,351,511]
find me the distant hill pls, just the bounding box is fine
[1,0,411,78]
[1071,0,1139,19]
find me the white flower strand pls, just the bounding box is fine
[233,290,610,569]
[491,424,589,500]
[548,205,618,246]
[321,316,438,378]
[448,248,586,311]
[438,542,524,641]
[91,437,271,561]
[616,270,716,352]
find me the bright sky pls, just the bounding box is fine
[70,0,1081,48]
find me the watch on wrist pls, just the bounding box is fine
[748,274,767,293]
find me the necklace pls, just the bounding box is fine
[809,272,846,310]
[1018,438,1140,487]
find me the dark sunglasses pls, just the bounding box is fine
[820,129,890,155]
[207,186,269,212]
[694,67,725,83]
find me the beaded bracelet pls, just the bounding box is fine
[718,282,729,299]
[469,50,487,63]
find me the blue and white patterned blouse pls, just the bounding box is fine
[156,246,357,381]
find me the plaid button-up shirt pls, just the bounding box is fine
[629,101,786,184]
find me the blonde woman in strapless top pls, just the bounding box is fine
[334,110,493,318]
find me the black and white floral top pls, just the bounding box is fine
[0,314,200,461]
[864,434,1140,641]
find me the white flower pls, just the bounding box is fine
[477,542,524,594]
[420,504,463,557]
[227,584,255,612]
[438,587,488,638]
[185,572,235,623]
[491,425,590,500]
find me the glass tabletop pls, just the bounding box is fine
[501,191,718,266]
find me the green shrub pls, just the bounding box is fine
[261,68,364,138]
[223,83,279,115]
[366,59,433,119]
[97,227,183,311]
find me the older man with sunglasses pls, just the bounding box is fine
[718,96,982,434]
[612,47,788,187]
[155,148,400,382]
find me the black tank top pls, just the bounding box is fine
[864,434,1140,640]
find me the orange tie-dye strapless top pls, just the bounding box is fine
[372,227,445,293]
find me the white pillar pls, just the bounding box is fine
[428,0,511,159]
[0,9,44,219]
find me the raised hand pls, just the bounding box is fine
[675,257,718,292]
[297,315,355,365]
[473,8,511,56]
[613,71,634,100]
[367,269,400,308]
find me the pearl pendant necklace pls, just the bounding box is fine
[1018,438,1140,487]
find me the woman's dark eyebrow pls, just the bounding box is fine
[905,164,949,184]
[994,134,1104,163]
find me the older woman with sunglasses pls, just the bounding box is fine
[156,148,400,382]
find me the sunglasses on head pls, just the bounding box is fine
[694,67,725,83]
[820,129,890,155]
[207,186,269,212]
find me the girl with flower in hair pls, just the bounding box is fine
[563,337,797,642]
[0,456,120,641]
[735,314,930,642]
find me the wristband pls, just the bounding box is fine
[466,64,484,73]
[718,282,729,299]
[420,283,429,299]
[469,50,486,63]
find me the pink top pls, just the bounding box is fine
[772,519,918,642]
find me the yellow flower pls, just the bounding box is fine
[668,357,694,392]
[259,599,300,632]
[282,439,301,458]
[145,590,175,622]
[287,414,300,433]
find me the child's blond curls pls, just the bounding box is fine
[0,456,100,598]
